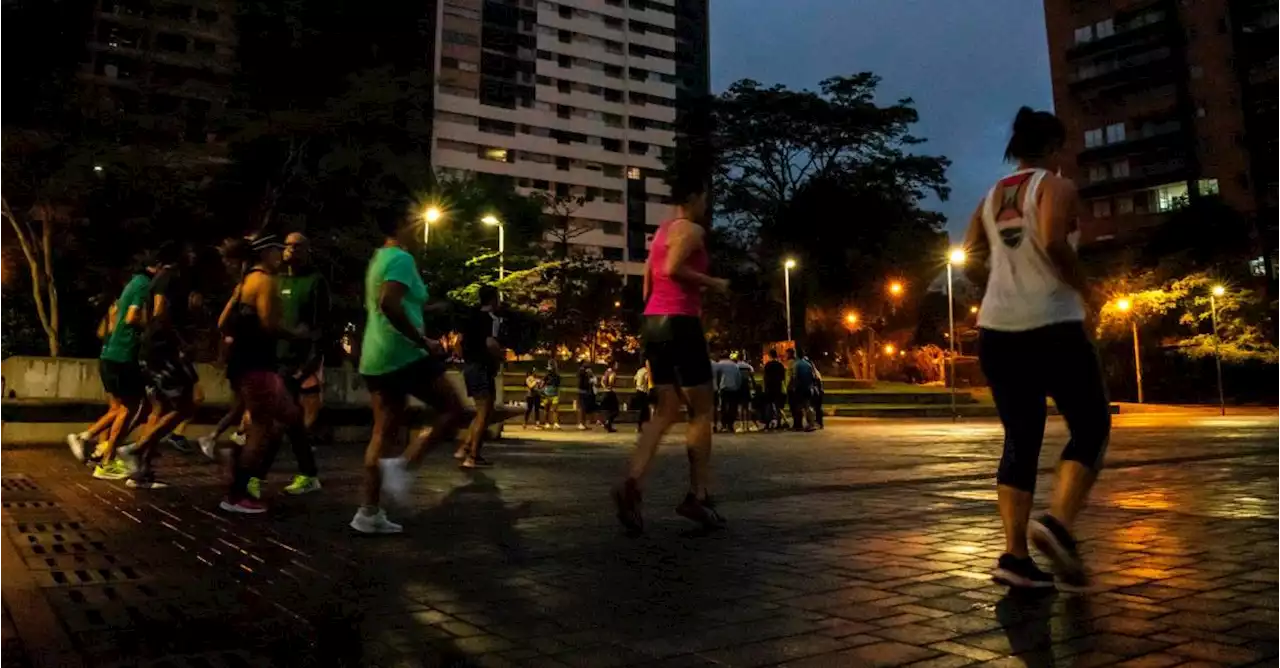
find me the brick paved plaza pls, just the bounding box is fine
[2,411,1277,667]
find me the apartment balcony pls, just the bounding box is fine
[1069,52,1180,96]
[1066,10,1177,61]
[1077,157,1190,199]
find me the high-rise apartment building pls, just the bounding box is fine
[430,0,710,275]
[1042,0,1277,249]
[78,0,237,148]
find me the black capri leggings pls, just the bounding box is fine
[979,322,1111,493]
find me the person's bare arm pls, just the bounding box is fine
[962,200,990,287]
[664,219,727,292]
[643,256,653,302]
[217,284,242,332]
[1038,177,1093,304]
[378,281,435,351]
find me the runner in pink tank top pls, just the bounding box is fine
[644,219,708,317]
[613,182,729,535]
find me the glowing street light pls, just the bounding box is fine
[845,312,858,326]
[883,343,896,356]
[482,214,504,280]
[423,206,442,244]
[1115,297,1144,403]
[969,305,979,314]
[888,281,903,297]
[783,258,797,342]
[945,248,966,420]
[1209,285,1226,415]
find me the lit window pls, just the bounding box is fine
[1116,196,1134,214]
[1088,165,1109,183]
[1092,199,1112,218]
[1074,26,1094,44]
[1105,122,1126,144]
[481,147,511,162]
[1084,129,1104,148]
[1154,182,1189,212]
[1111,160,1130,179]
[1095,18,1115,38]
[627,167,642,180]
[1197,178,1220,195]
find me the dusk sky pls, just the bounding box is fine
[709,0,1055,239]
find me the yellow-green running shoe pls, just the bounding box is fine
[247,476,263,500]
[283,475,321,495]
[92,460,130,481]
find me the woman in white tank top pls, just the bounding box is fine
[961,107,1112,592]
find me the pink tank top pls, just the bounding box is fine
[644,219,707,317]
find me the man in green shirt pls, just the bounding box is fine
[67,260,159,480]
[350,209,465,535]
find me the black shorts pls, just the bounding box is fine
[363,356,448,401]
[641,315,712,387]
[140,357,197,403]
[99,359,145,399]
[463,363,498,399]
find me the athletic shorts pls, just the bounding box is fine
[641,315,712,387]
[99,359,145,398]
[140,357,197,403]
[362,356,448,401]
[462,363,498,399]
[238,370,299,425]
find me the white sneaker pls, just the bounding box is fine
[117,444,143,475]
[453,446,467,460]
[378,457,410,505]
[577,423,588,431]
[230,431,247,446]
[66,432,88,462]
[198,436,217,460]
[350,508,403,534]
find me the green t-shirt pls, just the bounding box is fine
[100,273,151,363]
[359,246,428,376]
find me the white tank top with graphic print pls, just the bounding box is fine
[976,168,1086,332]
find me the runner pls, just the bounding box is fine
[575,364,597,430]
[255,232,328,495]
[216,234,311,514]
[631,362,652,433]
[599,361,619,433]
[963,106,1109,589]
[612,180,728,534]
[522,369,542,429]
[118,245,201,488]
[351,210,466,533]
[68,258,159,479]
[456,284,504,469]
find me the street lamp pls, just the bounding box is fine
[783,258,797,343]
[883,343,896,356]
[482,214,504,281]
[423,206,442,245]
[1116,298,1144,404]
[969,305,978,314]
[1210,285,1226,415]
[844,312,858,326]
[946,248,966,420]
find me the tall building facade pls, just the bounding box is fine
[1042,0,1277,248]
[430,0,710,275]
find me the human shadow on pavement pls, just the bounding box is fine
[995,589,1095,668]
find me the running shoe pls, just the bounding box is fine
[676,493,726,530]
[198,436,217,460]
[577,423,588,431]
[283,475,321,495]
[1030,515,1088,589]
[165,434,195,454]
[92,460,130,481]
[117,444,144,475]
[126,473,170,490]
[66,432,89,463]
[230,431,247,446]
[378,457,410,505]
[220,497,267,515]
[453,446,468,460]
[246,476,263,500]
[991,553,1055,589]
[350,508,403,534]
[460,456,493,470]
[611,479,644,535]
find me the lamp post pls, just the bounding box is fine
[1210,285,1226,415]
[1116,298,1144,404]
[783,258,797,343]
[423,206,442,245]
[887,281,904,316]
[946,248,965,420]
[482,214,504,281]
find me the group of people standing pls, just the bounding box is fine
[711,348,823,433]
[520,360,624,432]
